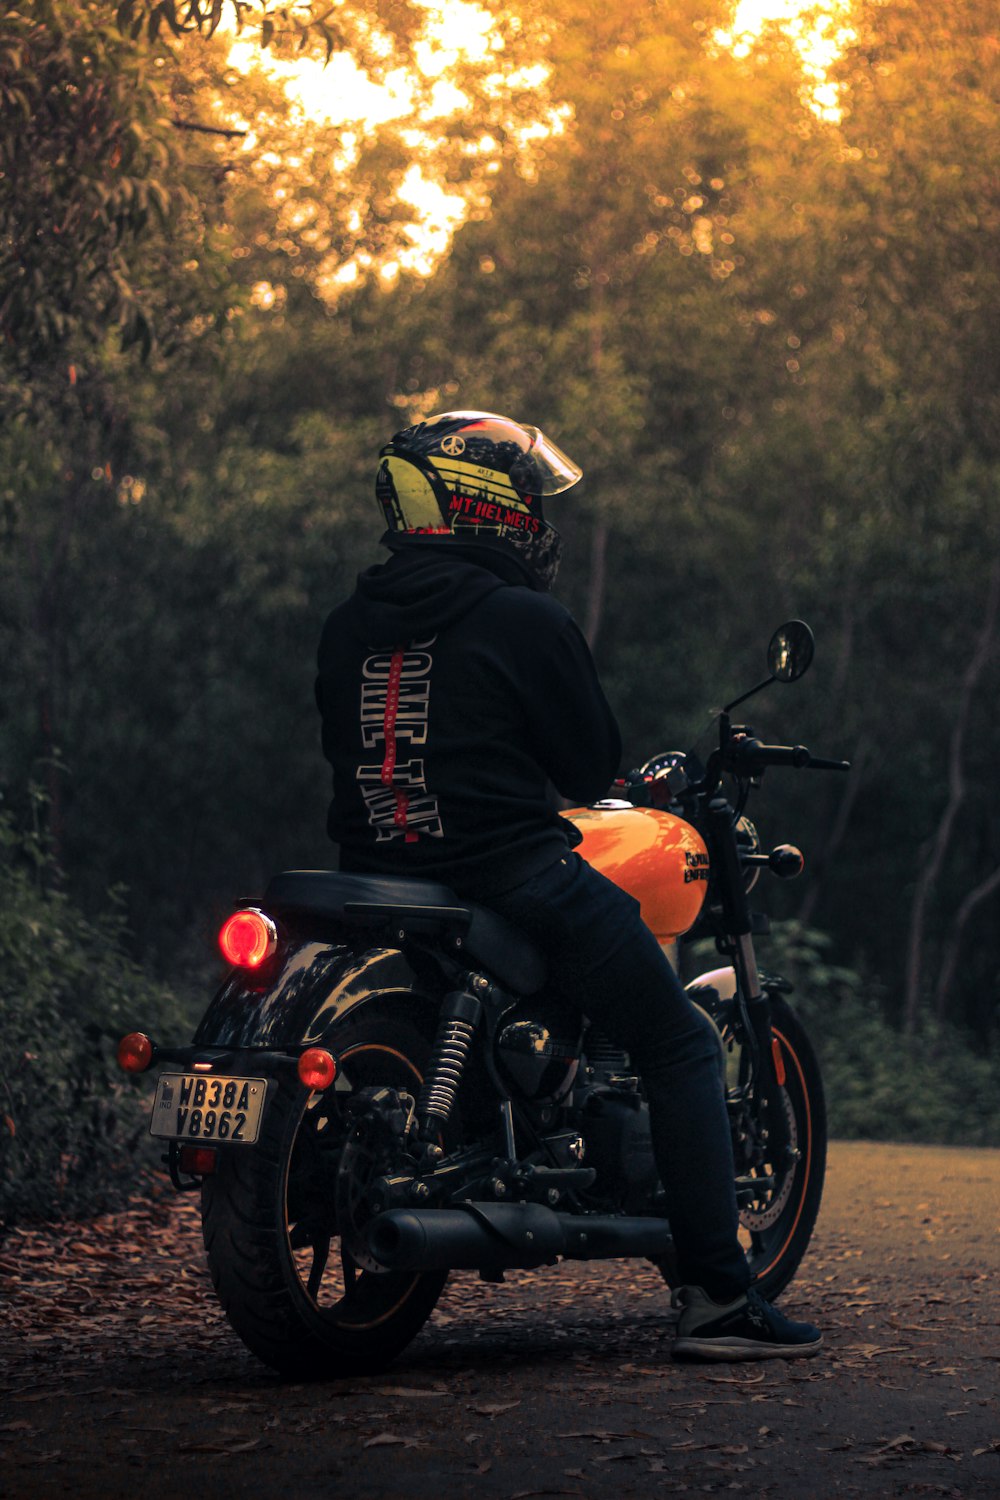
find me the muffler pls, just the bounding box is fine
[367,1200,672,1273]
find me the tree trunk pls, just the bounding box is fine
[797,733,871,928]
[933,863,1000,1023]
[584,515,609,650]
[583,269,608,651]
[902,557,1000,1035]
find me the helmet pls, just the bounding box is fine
[375,409,583,589]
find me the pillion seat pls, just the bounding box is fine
[263,870,547,997]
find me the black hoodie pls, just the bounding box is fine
[315,546,622,898]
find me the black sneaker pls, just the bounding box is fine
[671,1285,822,1362]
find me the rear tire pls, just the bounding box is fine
[201,1006,447,1378]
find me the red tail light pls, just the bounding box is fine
[219,908,277,968]
[179,1146,217,1176]
[297,1048,337,1091]
[117,1032,154,1073]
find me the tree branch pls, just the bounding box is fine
[172,119,249,138]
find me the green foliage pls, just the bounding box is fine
[0,799,194,1227]
[0,1,190,362]
[758,924,1000,1147]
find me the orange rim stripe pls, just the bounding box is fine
[293,1040,427,1330]
[754,1027,811,1282]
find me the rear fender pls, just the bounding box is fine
[192,939,438,1050]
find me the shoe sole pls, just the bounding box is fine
[672,1334,823,1363]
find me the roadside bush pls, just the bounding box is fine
[0,802,193,1230]
[756,924,1000,1146]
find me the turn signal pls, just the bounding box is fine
[297,1048,337,1091]
[117,1032,154,1073]
[219,908,277,968]
[768,845,805,879]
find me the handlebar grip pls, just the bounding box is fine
[730,739,811,772]
[728,740,851,774]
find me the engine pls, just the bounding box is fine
[494,1001,582,1103]
[571,1028,660,1211]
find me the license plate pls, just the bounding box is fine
[149,1073,268,1145]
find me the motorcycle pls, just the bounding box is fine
[118,619,849,1377]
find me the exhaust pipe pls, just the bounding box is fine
[367,1200,673,1273]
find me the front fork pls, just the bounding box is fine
[706,798,792,1162]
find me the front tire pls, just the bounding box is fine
[201,1006,447,1378]
[739,998,827,1301]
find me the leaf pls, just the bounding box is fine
[369,1386,448,1399]
[177,1438,264,1455]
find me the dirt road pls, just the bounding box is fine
[2,1141,998,1499]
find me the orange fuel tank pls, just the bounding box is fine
[565,804,710,943]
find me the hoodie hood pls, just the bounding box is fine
[351,546,521,649]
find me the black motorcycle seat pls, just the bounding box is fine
[262,870,548,996]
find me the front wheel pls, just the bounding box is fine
[737,997,827,1301]
[201,1006,447,1378]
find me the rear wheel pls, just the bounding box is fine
[201,1007,447,1378]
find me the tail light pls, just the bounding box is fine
[117,1032,154,1073]
[219,908,278,968]
[297,1048,338,1091]
[179,1146,217,1176]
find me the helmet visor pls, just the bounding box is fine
[512,427,583,497]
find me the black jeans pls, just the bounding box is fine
[485,850,751,1304]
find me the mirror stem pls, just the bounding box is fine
[722,675,776,715]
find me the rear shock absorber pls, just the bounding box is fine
[417,981,485,1133]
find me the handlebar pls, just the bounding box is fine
[724,738,851,776]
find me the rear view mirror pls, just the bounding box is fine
[767,620,815,683]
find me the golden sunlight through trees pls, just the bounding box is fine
[227,0,564,287]
[714,0,856,119]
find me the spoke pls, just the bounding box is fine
[341,1244,359,1294]
[288,1221,314,1251]
[306,1237,331,1300]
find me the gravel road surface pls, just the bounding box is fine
[2,1140,998,1499]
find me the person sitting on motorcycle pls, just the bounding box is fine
[315,409,822,1362]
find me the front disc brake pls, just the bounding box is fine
[739,1090,798,1231]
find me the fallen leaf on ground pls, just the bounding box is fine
[177,1438,264,1455]
[369,1385,449,1399]
[362,1433,424,1449]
